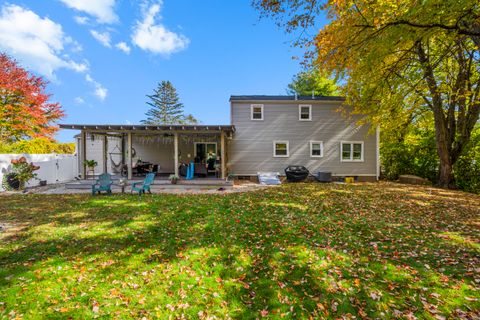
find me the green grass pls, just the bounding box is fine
[0,182,479,319]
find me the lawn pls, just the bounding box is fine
[0,182,479,319]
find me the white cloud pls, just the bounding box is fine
[115,41,131,54]
[132,1,189,55]
[74,97,85,104]
[74,15,89,25]
[90,30,111,47]
[0,4,88,79]
[59,0,118,24]
[85,74,108,101]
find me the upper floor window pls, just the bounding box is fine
[299,105,312,121]
[251,104,264,120]
[273,141,289,157]
[310,141,324,157]
[341,141,364,162]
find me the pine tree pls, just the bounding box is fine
[142,81,197,125]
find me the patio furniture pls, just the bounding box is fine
[315,171,332,183]
[116,178,129,194]
[194,163,208,177]
[131,173,155,195]
[92,173,114,195]
[285,166,310,182]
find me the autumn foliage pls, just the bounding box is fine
[0,53,64,143]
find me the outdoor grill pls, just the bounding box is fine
[284,166,310,182]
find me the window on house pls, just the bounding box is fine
[251,104,264,120]
[299,105,312,121]
[341,141,364,162]
[310,141,323,157]
[273,141,289,157]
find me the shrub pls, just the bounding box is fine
[381,127,438,183]
[453,128,480,194]
[0,138,75,154]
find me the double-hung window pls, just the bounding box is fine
[340,141,363,162]
[251,104,264,120]
[299,105,312,121]
[341,141,364,162]
[273,141,289,157]
[310,141,323,157]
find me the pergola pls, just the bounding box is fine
[59,124,236,180]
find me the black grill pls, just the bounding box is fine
[284,166,310,182]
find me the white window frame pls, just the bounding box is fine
[273,140,289,157]
[251,104,264,121]
[340,141,364,162]
[298,105,312,121]
[194,142,218,157]
[309,141,324,158]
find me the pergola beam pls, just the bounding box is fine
[81,131,87,179]
[221,130,226,179]
[174,132,179,177]
[127,132,132,180]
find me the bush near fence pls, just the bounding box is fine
[0,154,78,191]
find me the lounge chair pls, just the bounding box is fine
[131,173,155,195]
[92,173,114,195]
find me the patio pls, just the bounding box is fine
[60,124,235,181]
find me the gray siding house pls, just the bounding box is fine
[228,96,379,181]
[62,95,379,181]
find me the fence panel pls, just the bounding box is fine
[0,154,78,191]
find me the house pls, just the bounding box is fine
[228,96,379,181]
[60,95,379,181]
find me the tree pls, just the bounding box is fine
[0,53,64,143]
[287,69,339,96]
[254,0,480,188]
[142,81,198,125]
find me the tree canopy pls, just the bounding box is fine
[142,81,198,125]
[254,0,480,187]
[287,69,339,96]
[0,53,64,143]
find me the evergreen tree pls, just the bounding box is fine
[142,81,197,124]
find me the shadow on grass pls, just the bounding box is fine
[0,183,479,318]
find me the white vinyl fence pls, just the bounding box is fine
[0,154,78,191]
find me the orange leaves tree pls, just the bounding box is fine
[254,0,480,188]
[0,53,64,143]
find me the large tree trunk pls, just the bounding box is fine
[432,110,454,188]
[437,146,454,188]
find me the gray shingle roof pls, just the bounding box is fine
[229,95,345,102]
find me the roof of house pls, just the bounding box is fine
[59,124,235,133]
[229,95,345,102]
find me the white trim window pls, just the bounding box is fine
[310,141,323,157]
[341,141,364,162]
[273,141,289,157]
[251,104,264,120]
[299,105,312,121]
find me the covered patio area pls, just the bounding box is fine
[60,124,235,181]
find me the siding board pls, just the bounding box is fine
[229,102,377,176]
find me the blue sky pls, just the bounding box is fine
[0,1,319,142]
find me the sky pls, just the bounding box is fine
[0,1,322,142]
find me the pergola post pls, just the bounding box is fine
[174,132,179,177]
[81,130,87,179]
[221,130,226,179]
[103,134,108,174]
[127,132,132,180]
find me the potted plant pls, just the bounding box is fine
[5,157,40,190]
[84,159,98,178]
[169,174,179,184]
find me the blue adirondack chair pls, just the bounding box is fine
[131,173,155,195]
[92,173,113,195]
